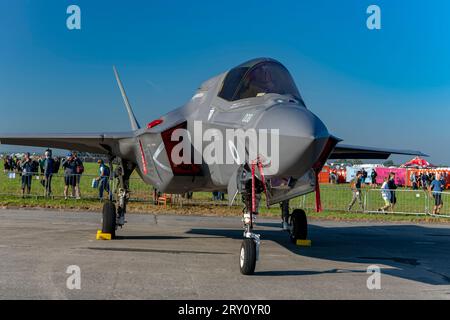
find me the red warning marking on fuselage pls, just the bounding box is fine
[138,140,148,175]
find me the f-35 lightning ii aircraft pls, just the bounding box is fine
[0,58,426,275]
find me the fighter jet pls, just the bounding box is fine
[0,58,426,275]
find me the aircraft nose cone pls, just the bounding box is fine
[256,105,330,176]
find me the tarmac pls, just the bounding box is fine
[1,208,450,299]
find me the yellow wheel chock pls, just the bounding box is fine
[96,230,112,240]
[296,239,312,246]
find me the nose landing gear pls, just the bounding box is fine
[238,159,267,275]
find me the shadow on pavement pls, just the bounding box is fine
[187,223,450,285]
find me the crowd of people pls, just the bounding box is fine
[409,171,448,191]
[3,150,60,197]
[347,169,446,215]
[2,149,112,200]
[330,167,378,185]
[2,152,449,214]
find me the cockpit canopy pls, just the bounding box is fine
[218,58,302,102]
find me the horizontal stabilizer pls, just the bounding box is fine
[0,132,134,154]
[330,144,428,160]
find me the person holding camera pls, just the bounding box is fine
[72,152,84,200]
[19,153,34,197]
[62,152,77,200]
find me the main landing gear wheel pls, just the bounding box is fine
[239,238,257,275]
[102,200,116,238]
[289,209,308,243]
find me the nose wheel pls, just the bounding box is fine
[239,238,257,275]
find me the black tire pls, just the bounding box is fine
[239,238,256,275]
[289,209,307,243]
[102,201,116,238]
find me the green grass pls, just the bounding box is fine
[0,162,218,201]
[1,162,449,222]
[0,194,448,224]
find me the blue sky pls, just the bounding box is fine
[0,0,449,164]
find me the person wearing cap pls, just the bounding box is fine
[96,159,111,200]
[19,153,34,197]
[62,152,77,200]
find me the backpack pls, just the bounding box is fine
[76,160,84,174]
[102,165,110,177]
[31,160,39,173]
[52,158,61,174]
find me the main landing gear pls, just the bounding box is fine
[281,200,308,243]
[100,158,134,239]
[289,208,308,243]
[102,200,117,238]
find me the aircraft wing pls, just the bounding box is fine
[329,143,428,160]
[0,132,134,154]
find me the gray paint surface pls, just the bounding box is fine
[0,58,426,200]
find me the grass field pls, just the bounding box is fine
[1,162,449,222]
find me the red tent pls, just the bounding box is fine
[401,156,433,168]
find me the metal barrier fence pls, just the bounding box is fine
[0,172,233,205]
[290,184,354,212]
[366,188,428,216]
[287,185,450,218]
[1,172,449,217]
[366,188,450,217]
[0,172,118,200]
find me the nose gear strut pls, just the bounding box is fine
[238,157,269,275]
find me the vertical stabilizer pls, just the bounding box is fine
[113,66,141,131]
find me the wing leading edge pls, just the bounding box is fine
[329,143,428,160]
[0,132,134,154]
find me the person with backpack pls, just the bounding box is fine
[371,169,378,186]
[30,157,39,175]
[72,152,84,200]
[378,176,391,213]
[361,168,368,184]
[347,171,364,212]
[96,159,110,200]
[387,172,398,211]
